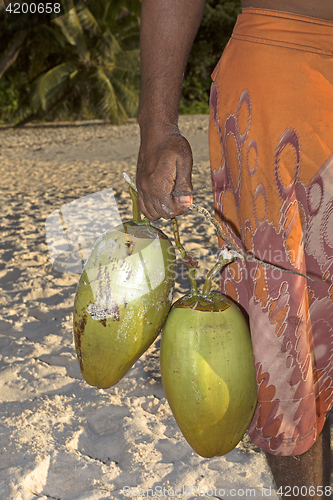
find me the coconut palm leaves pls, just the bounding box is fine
[16,0,141,125]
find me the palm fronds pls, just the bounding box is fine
[30,62,78,111]
[13,0,142,125]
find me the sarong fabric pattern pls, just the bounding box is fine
[209,8,333,456]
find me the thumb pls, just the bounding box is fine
[172,184,193,207]
[173,161,193,207]
[173,191,193,207]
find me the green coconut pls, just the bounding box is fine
[160,291,257,458]
[73,187,176,388]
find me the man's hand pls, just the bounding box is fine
[136,0,205,220]
[136,127,193,220]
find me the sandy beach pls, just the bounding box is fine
[0,115,284,499]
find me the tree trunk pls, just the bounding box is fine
[0,30,29,79]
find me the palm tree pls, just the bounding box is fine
[12,0,141,125]
[0,30,29,80]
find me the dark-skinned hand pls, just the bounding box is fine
[136,128,194,220]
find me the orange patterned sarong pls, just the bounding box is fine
[209,8,333,456]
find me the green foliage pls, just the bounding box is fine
[0,0,241,124]
[0,78,21,123]
[0,0,141,125]
[179,99,210,115]
[181,0,242,112]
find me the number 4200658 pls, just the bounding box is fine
[277,486,332,497]
[5,3,61,14]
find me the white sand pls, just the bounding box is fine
[0,116,281,499]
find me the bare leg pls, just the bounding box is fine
[265,418,331,500]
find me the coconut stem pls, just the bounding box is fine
[129,185,141,223]
[202,254,234,296]
[189,203,315,283]
[171,217,198,295]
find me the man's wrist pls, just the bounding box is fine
[138,104,179,127]
[137,112,181,141]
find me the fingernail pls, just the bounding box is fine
[179,196,192,206]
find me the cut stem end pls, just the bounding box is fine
[129,185,141,223]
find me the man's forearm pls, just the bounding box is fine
[138,0,206,132]
[136,0,205,220]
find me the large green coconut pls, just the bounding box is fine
[160,292,257,458]
[73,189,176,388]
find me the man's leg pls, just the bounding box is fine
[265,418,331,500]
